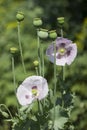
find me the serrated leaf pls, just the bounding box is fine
[50,105,69,129]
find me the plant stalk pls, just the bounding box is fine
[53,41,57,126]
[11,56,16,94]
[37,29,41,76]
[35,67,39,76]
[41,44,45,77]
[17,22,26,74]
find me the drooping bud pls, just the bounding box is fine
[57,17,64,24]
[38,28,48,39]
[1,111,9,118]
[33,60,39,67]
[16,12,24,22]
[33,18,42,27]
[48,120,53,129]
[10,47,18,54]
[49,30,57,39]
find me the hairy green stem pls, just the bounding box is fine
[17,22,26,74]
[61,28,66,108]
[41,44,44,77]
[61,66,65,108]
[60,27,65,82]
[61,28,63,38]
[62,65,65,81]
[11,56,19,112]
[37,29,41,76]
[35,67,39,75]
[37,100,43,115]
[53,41,57,126]
[12,56,16,94]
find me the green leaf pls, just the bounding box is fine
[50,105,69,130]
[13,119,40,130]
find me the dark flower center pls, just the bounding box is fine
[58,47,66,55]
[57,46,72,59]
[60,43,65,47]
[32,86,38,96]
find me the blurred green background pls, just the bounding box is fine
[0,0,87,130]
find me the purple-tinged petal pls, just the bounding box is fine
[16,85,33,106]
[48,55,67,66]
[56,37,72,46]
[37,78,48,100]
[19,76,49,101]
[46,43,54,56]
[46,37,77,66]
[66,43,77,65]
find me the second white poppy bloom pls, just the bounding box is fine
[46,37,77,66]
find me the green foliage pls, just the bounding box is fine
[0,0,87,130]
[50,105,69,130]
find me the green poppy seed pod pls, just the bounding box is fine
[16,12,24,22]
[38,28,48,39]
[33,60,39,67]
[33,18,42,27]
[57,17,64,24]
[49,30,57,39]
[10,47,18,54]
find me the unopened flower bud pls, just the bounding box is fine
[38,28,48,39]
[57,17,64,24]
[10,47,18,54]
[16,12,24,22]
[33,60,39,67]
[49,30,57,39]
[48,120,53,129]
[1,111,9,118]
[33,18,42,27]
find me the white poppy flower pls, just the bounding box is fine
[46,37,77,66]
[16,76,49,106]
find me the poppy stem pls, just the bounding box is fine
[53,41,57,125]
[11,56,16,94]
[60,27,65,81]
[61,28,63,38]
[41,44,45,77]
[61,66,65,108]
[11,56,19,111]
[60,27,66,108]
[35,67,39,76]
[37,29,41,76]
[62,66,65,81]
[17,22,26,74]
[37,100,43,115]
